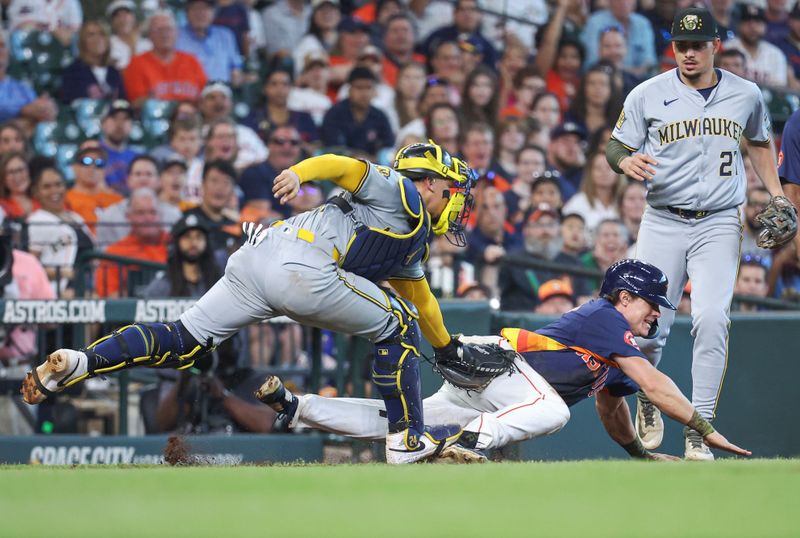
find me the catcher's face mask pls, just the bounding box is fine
[431,157,477,247]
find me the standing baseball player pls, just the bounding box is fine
[606,8,797,460]
[257,260,750,462]
[22,142,497,464]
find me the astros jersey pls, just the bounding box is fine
[612,69,771,210]
[778,108,800,186]
[501,300,644,406]
[286,161,426,280]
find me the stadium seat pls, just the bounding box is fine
[73,98,107,138]
[141,99,175,142]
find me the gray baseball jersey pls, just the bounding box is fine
[612,69,771,210]
[287,161,424,280]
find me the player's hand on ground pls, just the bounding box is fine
[619,154,657,181]
[646,452,681,461]
[273,169,301,204]
[703,431,752,457]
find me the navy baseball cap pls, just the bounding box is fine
[338,16,369,33]
[671,8,718,42]
[551,122,587,141]
[738,4,766,23]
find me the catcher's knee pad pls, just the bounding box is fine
[372,292,424,433]
[85,321,212,376]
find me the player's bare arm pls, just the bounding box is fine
[595,389,679,461]
[615,354,751,457]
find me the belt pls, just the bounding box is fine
[271,220,341,263]
[662,206,718,220]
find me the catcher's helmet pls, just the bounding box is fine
[393,141,456,181]
[600,259,676,311]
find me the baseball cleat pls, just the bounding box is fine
[21,349,88,404]
[436,444,488,464]
[636,391,664,450]
[385,424,462,464]
[255,375,299,431]
[684,427,715,461]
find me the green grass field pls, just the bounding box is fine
[1,460,798,537]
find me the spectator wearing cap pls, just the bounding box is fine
[336,45,398,133]
[108,0,152,70]
[547,121,588,201]
[321,67,393,159]
[183,159,240,256]
[213,0,251,58]
[423,0,497,69]
[27,162,94,297]
[99,100,138,192]
[60,20,127,104]
[775,4,800,82]
[288,52,334,126]
[580,0,657,75]
[726,4,792,87]
[261,0,311,59]
[198,81,268,171]
[239,125,302,220]
[143,212,221,298]
[382,13,426,87]
[559,212,587,259]
[499,204,581,311]
[124,10,207,108]
[534,279,576,315]
[562,148,624,233]
[0,30,56,126]
[531,174,564,213]
[292,0,341,79]
[465,186,522,296]
[459,35,485,76]
[65,141,123,234]
[96,155,182,248]
[96,188,170,298]
[158,158,192,212]
[254,69,319,153]
[329,16,371,87]
[7,0,81,47]
[177,0,242,85]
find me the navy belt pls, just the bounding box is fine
[663,206,718,220]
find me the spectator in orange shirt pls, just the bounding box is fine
[381,13,425,87]
[123,10,207,108]
[64,141,123,234]
[96,188,169,298]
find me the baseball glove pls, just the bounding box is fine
[756,196,798,249]
[432,338,518,391]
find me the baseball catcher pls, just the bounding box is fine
[22,141,501,464]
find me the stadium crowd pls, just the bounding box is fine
[1,0,799,435]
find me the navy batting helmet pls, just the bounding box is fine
[600,259,676,310]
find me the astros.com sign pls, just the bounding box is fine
[0,299,197,324]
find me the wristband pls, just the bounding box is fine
[622,438,650,459]
[687,410,715,437]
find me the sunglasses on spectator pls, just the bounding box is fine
[78,156,106,168]
[270,137,301,146]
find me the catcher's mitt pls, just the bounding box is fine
[432,338,518,391]
[756,196,798,249]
